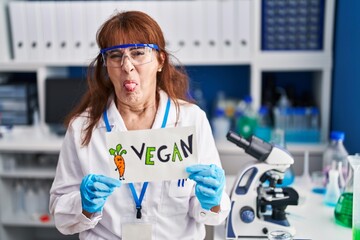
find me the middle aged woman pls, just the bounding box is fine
[50,10,230,240]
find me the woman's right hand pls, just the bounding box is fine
[80,174,121,214]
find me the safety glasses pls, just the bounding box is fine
[100,43,159,67]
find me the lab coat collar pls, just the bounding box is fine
[99,90,174,131]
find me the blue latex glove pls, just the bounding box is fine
[80,174,122,213]
[186,164,225,211]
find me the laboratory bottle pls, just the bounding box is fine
[236,95,257,139]
[322,131,349,191]
[274,88,291,130]
[211,107,230,142]
[25,183,38,217]
[193,88,207,115]
[13,180,25,216]
[307,107,319,129]
[254,106,272,141]
[324,168,341,207]
[334,156,354,228]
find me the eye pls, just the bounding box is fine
[108,51,123,61]
[130,48,146,57]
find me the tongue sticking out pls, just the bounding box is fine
[124,82,137,92]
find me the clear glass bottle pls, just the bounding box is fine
[322,131,349,191]
[211,107,230,142]
[324,168,341,207]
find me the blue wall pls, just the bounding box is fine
[186,65,250,115]
[332,1,360,154]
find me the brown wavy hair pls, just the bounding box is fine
[65,11,191,146]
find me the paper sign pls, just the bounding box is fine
[106,126,198,183]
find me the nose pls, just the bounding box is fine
[121,55,134,73]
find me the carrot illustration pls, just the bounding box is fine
[109,144,127,180]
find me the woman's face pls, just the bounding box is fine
[106,47,163,106]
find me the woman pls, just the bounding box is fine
[49,11,230,239]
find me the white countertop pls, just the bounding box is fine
[213,176,352,240]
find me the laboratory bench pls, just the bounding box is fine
[212,176,352,240]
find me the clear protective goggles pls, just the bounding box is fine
[100,43,159,67]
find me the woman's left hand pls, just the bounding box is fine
[186,164,225,211]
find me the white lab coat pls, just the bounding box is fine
[49,90,231,240]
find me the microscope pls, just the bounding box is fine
[225,131,299,239]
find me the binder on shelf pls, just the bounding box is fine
[157,1,177,59]
[99,1,118,28]
[25,2,43,61]
[140,1,160,22]
[235,0,251,60]
[9,2,28,62]
[188,0,204,62]
[203,0,220,61]
[69,1,86,62]
[84,2,101,61]
[39,2,58,62]
[219,0,236,60]
[171,1,191,62]
[0,1,10,62]
[55,1,72,61]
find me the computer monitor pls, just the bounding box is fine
[45,77,87,134]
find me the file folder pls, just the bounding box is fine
[55,1,72,61]
[69,1,86,62]
[203,0,220,61]
[157,1,177,58]
[172,1,191,62]
[84,1,101,61]
[99,1,118,26]
[9,2,28,61]
[0,1,10,62]
[39,1,58,62]
[188,0,204,62]
[235,0,251,61]
[219,0,236,60]
[25,1,43,61]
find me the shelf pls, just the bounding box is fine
[2,215,54,228]
[216,141,326,155]
[0,59,253,69]
[0,61,90,71]
[0,168,56,179]
[0,126,63,152]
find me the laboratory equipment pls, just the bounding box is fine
[335,154,354,228]
[322,131,349,191]
[254,106,271,141]
[268,230,293,240]
[225,131,299,239]
[236,96,257,139]
[212,106,231,142]
[323,169,341,207]
[348,155,360,240]
[335,192,353,228]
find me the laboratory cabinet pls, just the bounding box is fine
[0,127,79,240]
[0,0,335,240]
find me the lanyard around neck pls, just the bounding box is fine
[103,97,171,219]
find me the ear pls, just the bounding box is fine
[158,52,165,68]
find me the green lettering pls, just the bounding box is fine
[145,147,156,165]
[172,143,183,162]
